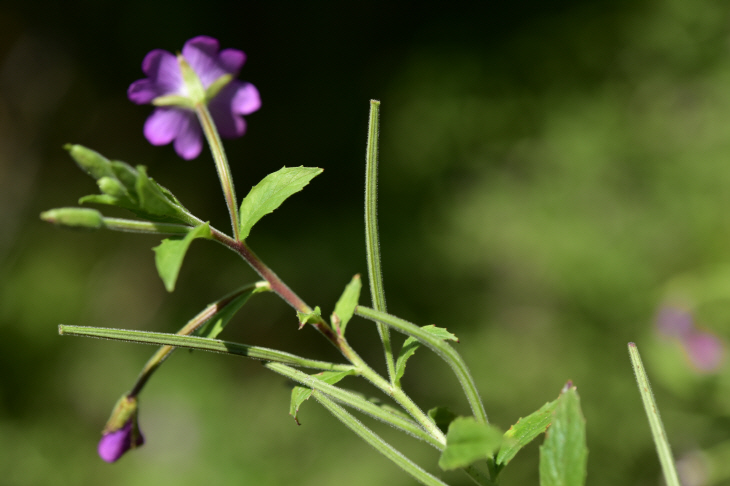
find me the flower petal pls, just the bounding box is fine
[173,115,204,160]
[218,48,246,74]
[231,82,261,115]
[183,36,226,87]
[128,49,184,104]
[144,107,195,145]
[98,420,144,463]
[208,80,252,138]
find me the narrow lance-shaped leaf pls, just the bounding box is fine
[496,399,558,467]
[194,283,271,339]
[539,383,588,486]
[438,416,503,470]
[394,325,458,387]
[239,166,323,240]
[290,370,354,424]
[153,223,212,292]
[332,275,361,336]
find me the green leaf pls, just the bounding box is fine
[428,406,458,434]
[194,283,270,339]
[153,223,212,292]
[238,166,323,240]
[289,370,354,424]
[135,165,184,219]
[297,306,321,329]
[438,417,503,470]
[394,325,458,387]
[332,275,361,335]
[496,400,558,467]
[539,384,588,486]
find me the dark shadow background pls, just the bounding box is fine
[3,0,730,484]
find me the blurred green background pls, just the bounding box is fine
[3,0,730,484]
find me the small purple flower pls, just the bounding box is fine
[98,394,144,463]
[656,303,725,373]
[684,331,724,372]
[129,36,261,160]
[98,417,145,463]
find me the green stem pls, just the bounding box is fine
[347,349,447,444]
[195,102,241,241]
[209,228,342,346]
[364,99,396,384]
[102,217,193,235]
[58,325,351,372]
[356,306,488,424]
[313,391,451,486]
[126,283,264,397]
[628,343,681,486]
[265,362,444,449]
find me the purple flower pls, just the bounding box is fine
[98,394,144,463]
[98,417,145,463]
[656,304,725,373]
[684,332,724,372]
[128,36,261,160]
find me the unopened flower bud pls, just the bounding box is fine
[40,207,104,230]
[98,395,145,463]
[64,144,114,180]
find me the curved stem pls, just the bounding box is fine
[210,228,341,346]
[195,102,241,241]
[347,348,447,444]
[355,306,488,424]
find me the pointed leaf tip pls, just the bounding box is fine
[332,275,362,335]
[539,386,587,486]
[153,223,212,292]
[239,166,323,240]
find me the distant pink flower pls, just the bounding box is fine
[684,332,724,372]
[656,304,725,373]
[129,36,261,160]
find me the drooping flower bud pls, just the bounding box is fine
[98,395,144,463]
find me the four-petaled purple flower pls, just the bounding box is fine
[128,35,261,160]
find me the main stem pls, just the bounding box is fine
[196,103,241,241]
[199,107,446,451]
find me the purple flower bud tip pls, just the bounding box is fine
[129,35,261,160]
[98,418,145,463]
